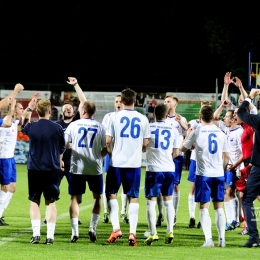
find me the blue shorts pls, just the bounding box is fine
[106,166,141,198]
[195,175,225,203]
[173,155,184,184]
[0,158,16,185]
[145,171,174,198]
[187,159,196,182]
[224,169,237,188]
[69,173,103,195]
[103,154,111,173]
[28,169,60,202]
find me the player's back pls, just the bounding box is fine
[108,109,150,168]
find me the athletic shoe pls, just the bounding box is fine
[107,229,122,243]
[156,214,164,227]
[144,231,151,238]
[128,233,137,246]
[240,238,260,248]
[89,229,97,242]
[201,239,215,248]
[173,216,177,227]
[230,220,240,229]
[0,217,8,226]
[70,235,79,243]
[225,223,233,231]
[144,233,159,245]
[239,228,248,235]
[30,236,40,244]
[45,238,54,245]
[78,219,82,225]
[188,218,196,228]
[103,213,109,223]
[120,214,129,224]
[218,238,226,248]
[197,221,201,229]
[165,232,174,244]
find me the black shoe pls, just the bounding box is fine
[240,238,260,248]
[0,217,8,226]
[45,238,54,245]
[89,230,97,242]
[70,235,79,243]
[42,219,47,225]
[197,221,201,229]
[78,219,82,225]
[123,215,129,224]
[189,218,196,228]
[103,213,109,223]
[156,214,164,227]
[30,236,40,244]
[173,216,177,227]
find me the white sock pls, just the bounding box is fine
[90,213,100,231]
[109,199,120,231]
[215,208,225,244]
[47,222,56,239]
[173,190,180,215]
[200,208,212,241]
[188,194,195,219]
[224,201,232,224]
[103,184,108,214]
[128,203,139,235]
[71,218,79,236]
[157,195,163,215]
[230,198,238,222]
[146,200,156,235]
[164,200,175,233]
[121,192,128,215]
[31,219,41,237]
[3,191,13,210]
[0,190,7,218]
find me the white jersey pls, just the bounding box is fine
[165,115,187,156]
[65,118,106,175]
[183,124,229,177]
[102,111,116,131]
[146,121,179,172]
[188,119,201,161]
[106,109,150,167]
[227,126,243,169]
[0,120,19,158]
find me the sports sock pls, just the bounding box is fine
[3,191,13,210]
[173,190,180,215]
[47,222,56,239]
[128,203,139,235]
[146,200,156,235]
[0,190,7,218]
[200,208,212,241]
[90,213,100,230]
[230,198,238,222]
[121,191,128,215]
[108,199,120,231]
[188,194,195,219]
[224,201,232,224]
[71,218,79,236]
[215,208,225,244]
[31,219,41,237]
[164,200,175,233]
[157,195,163,215]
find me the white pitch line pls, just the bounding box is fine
[0,203,93,246]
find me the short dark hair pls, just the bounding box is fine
[200,106,214,123]
[154,103,168,120]
[121,88,136,106]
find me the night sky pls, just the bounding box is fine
[0,1,259,93]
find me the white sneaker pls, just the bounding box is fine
[144,231,151,238]
[201,239,215,248]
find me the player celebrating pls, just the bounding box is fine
[144,103,179,245]
[106,88,150,246]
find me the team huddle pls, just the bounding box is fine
[1,73,260,248]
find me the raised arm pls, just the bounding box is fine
[0,83,24,111]
[22,92,39,125]
[67,77,87,105]
[1,98,16,127]
[221,72,233,102]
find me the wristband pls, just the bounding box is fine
[247,95,253,100]
[27,108,33,112]
[73,82,78,86]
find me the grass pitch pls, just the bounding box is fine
[1,164,259,259]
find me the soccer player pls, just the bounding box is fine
[102,95,129,224]
[106,88,150,246]
[0,91,38,226]
[181,105,229,248]
[164,95,188,226]
[65,77,107,243]
[22,98,66,245]
[144,103,179,245]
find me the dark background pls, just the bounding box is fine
[0,1,259,93]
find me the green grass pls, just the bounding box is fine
[1,165,259,259]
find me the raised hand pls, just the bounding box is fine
[232,77,243,88]
[28,92,39,110]
[224,72,233,85]
[67,77,77,85]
